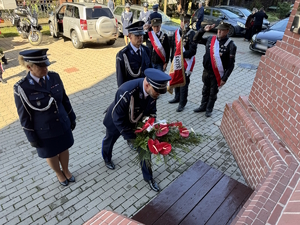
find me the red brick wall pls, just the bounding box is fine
[248,1,300,160]
[220,2,300,224]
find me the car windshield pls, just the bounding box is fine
[239,8,251,17]
[86,7,113,19]
[270,19,288,31]
[221,9,239,18]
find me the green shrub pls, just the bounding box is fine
[278,2,291,19]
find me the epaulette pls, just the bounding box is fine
[120,45,129,53]
[13,76,26,92]
[129,87,138,95]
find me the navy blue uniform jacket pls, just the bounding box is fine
[14,71,76,143]
[103,78,157,140]
[116,44,151,87]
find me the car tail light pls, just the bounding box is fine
[115,18,118,27]
[94,6,102,8]
[80,19,87,30]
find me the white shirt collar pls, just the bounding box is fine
[130,42,141,54]
[29,73,45,83]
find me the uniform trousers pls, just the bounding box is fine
[199,69,219,112]
[173,73,190,107]
[102,127,153,181]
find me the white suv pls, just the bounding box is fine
[48,2,118,49]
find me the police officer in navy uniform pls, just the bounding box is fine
[169,13,197,112]
[14,49,76,186]
[139,2,151,24]
[149,4,162,22]
[143,17,170,71]
[193,22,237,117]
[116,21,151,87]
[102,68,171,192]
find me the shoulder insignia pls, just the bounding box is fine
[139,92,143,99]
[129,88,137,95]
[120,94,127,103]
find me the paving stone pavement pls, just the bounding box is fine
[0,33,262,224]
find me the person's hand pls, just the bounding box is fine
[196,19,198,21]
[220,80,226,87]
[163,63,168,71]
[204,24,216,31]
[30,141,40,148]
[71,121,76,131]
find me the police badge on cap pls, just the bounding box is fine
[19,49,50,67]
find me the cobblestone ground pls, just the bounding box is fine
[0,33,262,224]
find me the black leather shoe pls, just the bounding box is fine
[176,105,184,112]
[105,161,115,170]
[168,98,179,104]
[194,106,206,113]
[67,175,75,182]
[59,179,68,186]
[62,171,75,182]
[146,179,160,192]
[205,111,212,117]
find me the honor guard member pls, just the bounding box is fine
[193,22,237,117]
[144,17,170,71]
[14,49,76,186]
[169,13,197,112]
[102,68,171,192]
[116,20,151,87]
[121,3,133,45]
[139,2,151,24]
[149,4,162,21]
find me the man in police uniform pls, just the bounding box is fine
[169,13,197,112]
[139,2,151,24]
[102,68,171,192]
[116,21,151,87]
[149,4,162,21]
[143,17,170,71]
[193,22,237,117]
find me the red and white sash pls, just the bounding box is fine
[210,35,224,87]
[148,31,166,63]
[175,29,195,74]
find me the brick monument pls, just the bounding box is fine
[220,2,300,225]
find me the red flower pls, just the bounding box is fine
[179,127,189,138]
[157,142,172,155]
[135,117,155,133]
[148,139,161,154]
[148,139,172,155]
[156,124,169,137]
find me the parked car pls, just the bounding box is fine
[113,4,179,43]
[249,17,288,53]
[193,7,246,37]
[48,2,118,49]
[215,5,270,29]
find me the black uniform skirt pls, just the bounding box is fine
[36,129,74,158]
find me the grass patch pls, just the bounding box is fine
[266,12,280,22]
[0,24,50,38]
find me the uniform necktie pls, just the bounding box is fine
[136,49,141,57]
[39,78,46,88]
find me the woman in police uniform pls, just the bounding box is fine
[14,49,76,186]
[121,3,133,45]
